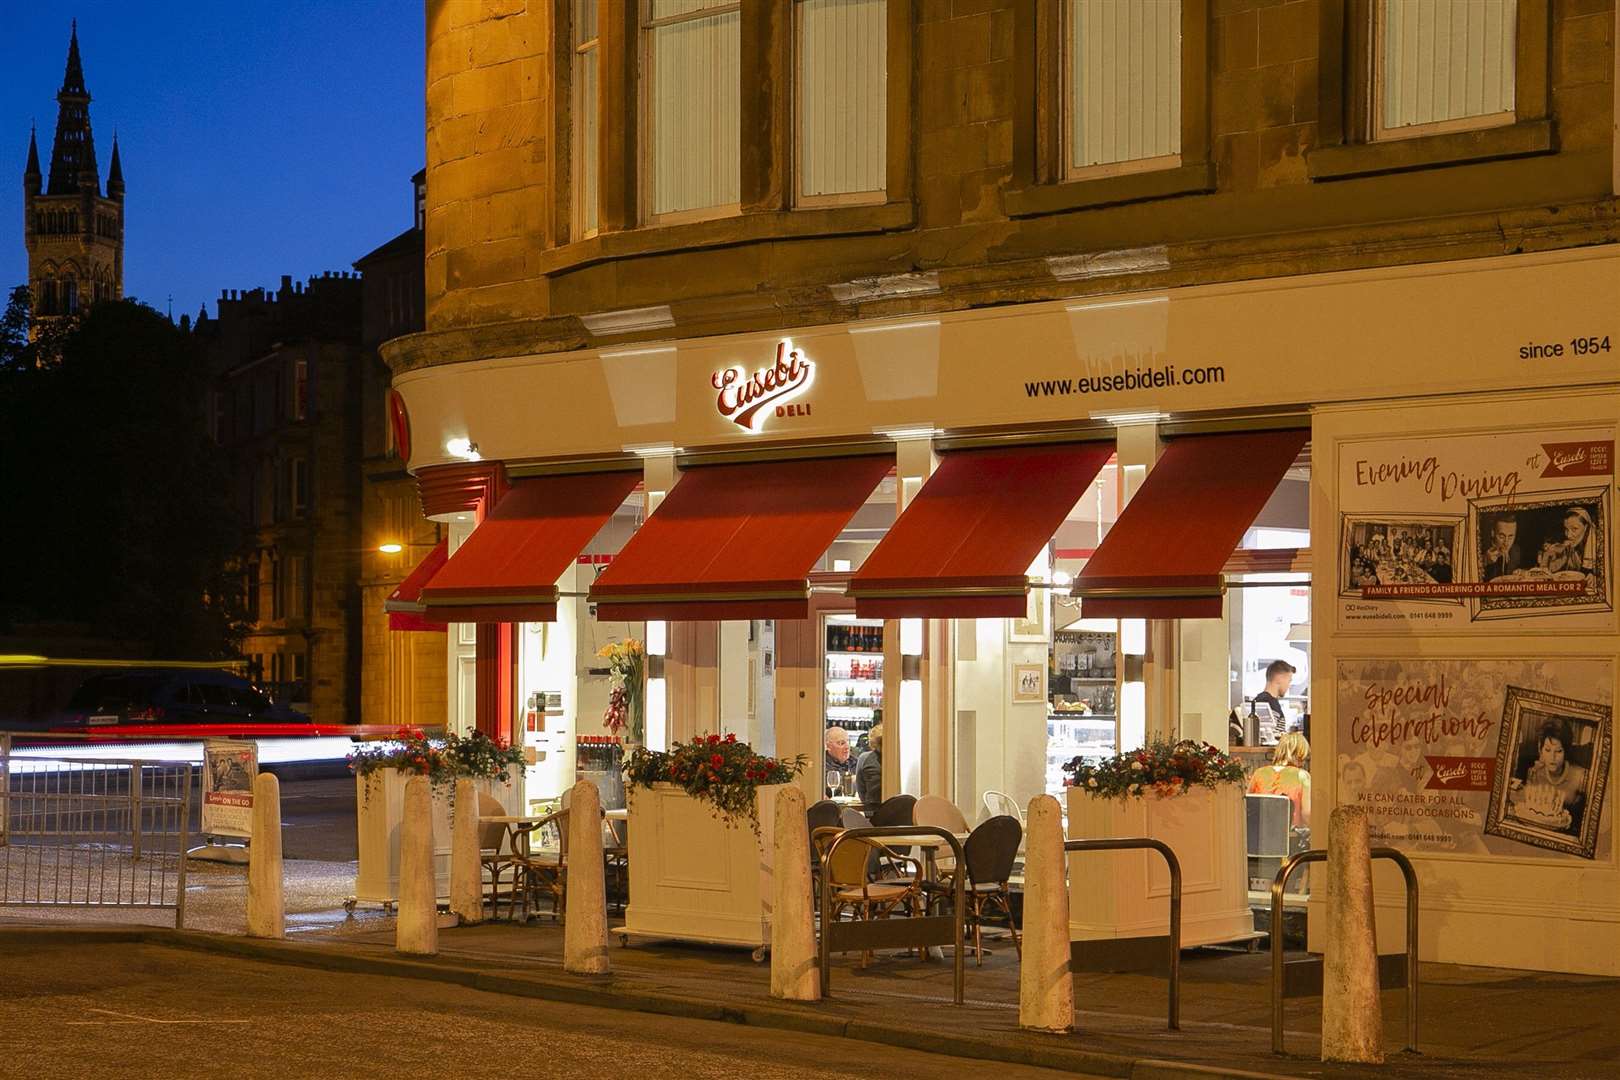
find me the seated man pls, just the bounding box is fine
[824,726,854,796]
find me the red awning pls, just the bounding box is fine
[847,442,1114,618]
[589,455,893,621]
[1072,429,1309,619]
[419,471,642,623]
[385,541,449,632]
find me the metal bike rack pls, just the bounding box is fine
[1270,847,1419,1056]
[817,824,967,1005]
[1065,837,1182,1031]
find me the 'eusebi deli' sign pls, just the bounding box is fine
[712,340,815,432]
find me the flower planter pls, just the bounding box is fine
[619,782,783,950]
[353,766,522,906]
[1066,783,1254,948]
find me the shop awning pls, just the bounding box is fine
[846,442,1114,618]
[589,455,893,621]
[419,471,642,623]
[385,540,449,632]
[1072,429,1309,619]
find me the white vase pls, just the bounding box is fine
[353,766,523,905]
[620,782,782,949]
[1065,783,1254,948]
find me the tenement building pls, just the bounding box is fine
[389,1,1620,975]
[356,170,448,730]
[22,22,123,336]
[199,273,365,724]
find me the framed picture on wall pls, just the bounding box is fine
[1008,587,1048,642]
[1011,663,1046,704]
[1483,685,1612,860]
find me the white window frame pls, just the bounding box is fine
[792,0,888,209]
[639,0,743,226]
[1061,0,1184,181]
[1371,0,1517,143]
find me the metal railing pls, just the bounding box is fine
[1270,847,1419,1055]
[816,825,967,1005]
[1,738,193,928]
[1065,837,1182,1031]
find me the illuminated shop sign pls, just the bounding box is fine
[711,339,815,433]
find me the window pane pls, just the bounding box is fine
[573,0,599,235]
[1381,0,1515,132]
[1067,0,1182,170]
[649,9,741,216]
[797,0,887,200]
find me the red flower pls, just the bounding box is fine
[707,734,721,745]
[710,754,724,768]
[725,733,736,743]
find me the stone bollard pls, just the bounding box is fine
[449,778,483,925]
[770,785,819,1000]
[1019,794,1073,1033]
[245,772,284,939]
[396,775,439,956]
[564,779,610,975]
[1322,806,1384,1064]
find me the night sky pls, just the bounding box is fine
[1,3,423,321]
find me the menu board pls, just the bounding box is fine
[1334,425,1614,633]
[1334,657,1612,861]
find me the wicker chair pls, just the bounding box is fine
[478,792,523,920]
[812,825,926,968]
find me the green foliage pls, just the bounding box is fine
[1062,739,1248,799]
[625,733,807,831]
[0,300,247,657]
[349,731,526,795]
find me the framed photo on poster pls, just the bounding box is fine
[1008,587,1048,642]
[1011,663,1046,704]
[1466,486,1611,621]
[1484,685,1612,860]
[1337,513,1463,603]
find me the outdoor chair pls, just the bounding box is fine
[478,792,524,920]
[913,794,969,876]
[811,825,926,968]
[871,794,918,875]
[960,814,1023,964]
[925,814,1022,963]
[514,801,570,922]
[807,799,843,897]
[981,789,1024,824]
[603,814,629,913]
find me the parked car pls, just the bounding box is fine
[52,668,312,731]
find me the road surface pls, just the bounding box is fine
[2,940,1090,1080]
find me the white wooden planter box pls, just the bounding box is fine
[353,767,522,906]
[620,782,782,951]
[1066,783,1254,948]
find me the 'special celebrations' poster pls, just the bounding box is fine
[1335,658,1613,860]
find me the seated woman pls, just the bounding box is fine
[1248,732,1312,828]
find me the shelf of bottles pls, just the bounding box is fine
[824,615,884,736]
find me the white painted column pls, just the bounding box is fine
[564,779,610,974]
[396,775,439,956]
[1018,794,1072,1032]
[1322,806,1384,1064]
[1111,419,1172,748]
[770,785,820,1000]
[245,772,283,940]
[449,777,483,924]
[892,434,937,799]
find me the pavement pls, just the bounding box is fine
[5,857,1619,1080]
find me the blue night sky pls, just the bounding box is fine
[1,4,423,321]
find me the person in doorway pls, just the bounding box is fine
[824,726,854,797]
[1248,733,1311,828]
[1482,514,1522,581]
[1251,660,1296,743]
[856,723,884,816]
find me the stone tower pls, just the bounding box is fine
[23,22,123,337]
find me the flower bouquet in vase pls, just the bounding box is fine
[599,638,645,750]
